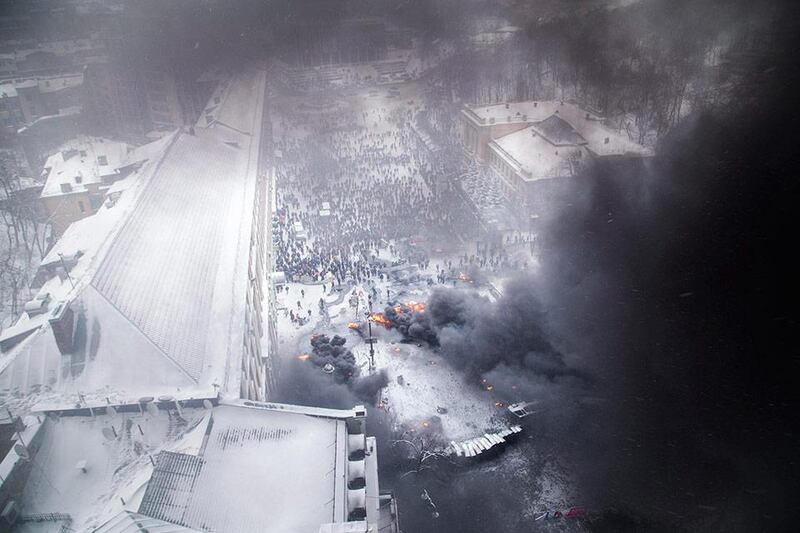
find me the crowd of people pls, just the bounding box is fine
[273,100,448,285]
[271,87,535,305]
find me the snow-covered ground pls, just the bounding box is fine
[277,275,502,441]
[269,75,580,529]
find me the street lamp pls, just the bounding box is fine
[366,296,376,374]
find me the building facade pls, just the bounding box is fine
[459,101,653,219]
[38,136,128,236]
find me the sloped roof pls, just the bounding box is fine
[93,511,203,533]
[40,136,129,198]
[492,126,586,181]
[91,133,245,382]
[531,114,586,146]
[0,69,266,404]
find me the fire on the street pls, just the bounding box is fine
[371,313,393,328]
[297,353,311,361]
[347,322,360,330]
[394,301,426,314]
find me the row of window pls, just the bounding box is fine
[241,173,273,401]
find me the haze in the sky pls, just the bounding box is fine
[0,1,797,532]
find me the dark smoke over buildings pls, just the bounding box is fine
[409,32,799,530]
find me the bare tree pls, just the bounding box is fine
[391,429,453,479]
[0,156,49,323]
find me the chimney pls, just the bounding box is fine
[604,137,610,144]
[49,301,75,355]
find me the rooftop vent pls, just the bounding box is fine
[49,300,75,355]
[23,298,48,316]
[60,183,72,193]
[604,137,610,144]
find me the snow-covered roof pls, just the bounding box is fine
[94,511,203,533]
[139,404,349,532]
[16,106,82,135]
[491,126,586,181]
[1,69,266,414]
[36,72,84,93]
[40,136,129,198]
[463,101,653,157]
[1,73,268,406]
[531,114,586,146]
[16,406,211,531]
[14,400,366,533]
[90,131,250,383]
[462,101,565,127]
[38,39,100,56]
[90,67,266,393]
[0,83,17,98]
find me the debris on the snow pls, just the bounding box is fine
[507,401,537,418]
[447,425,522,458]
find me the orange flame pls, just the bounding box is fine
[348,322,360,330]
[405,301,426,313]
[297,353,311,361]
[458,272,473,283]
[371,313,393,328]
[391,302,427,315]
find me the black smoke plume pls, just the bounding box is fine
[308,333,358,382]
[408,48,800,533]
[427,282,579,386]
[375,303,439,346]
[280,333,388,407]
